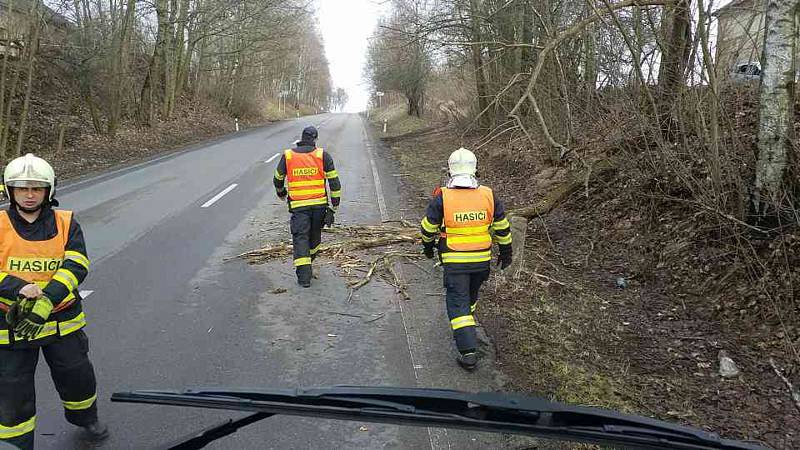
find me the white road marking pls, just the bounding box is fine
[364,142,388,221]
[79,290,94,298]
[201,184,238,208]
[265,153,281,163]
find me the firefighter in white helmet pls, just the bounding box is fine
[0,154,108,450]
[419,148,512,371]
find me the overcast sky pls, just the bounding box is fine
[318,0,389,112]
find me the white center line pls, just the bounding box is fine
[265,153,281,163]
[201,183,238,208]
[79,290,94,298]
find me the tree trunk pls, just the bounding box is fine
[173,0,190,98]
[584,23,597,99]
[162,0,177,118]
[81,85,103,133]
[0,65,20,156]
[0,0,13,159]
[194,36,206,95]
[107,0,136,135]
[15,0,42,156]
[468,0,489,128]
[55,121,67,155]
[697,0,722,193]
[140,0,168,126]
[407,87,422,118]
[752,0,798,215]
[658,0,691,97]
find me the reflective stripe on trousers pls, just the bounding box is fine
[290,208,325,273]
[444,270,489,353]
[0,416,35,439]
[0,330,99,450]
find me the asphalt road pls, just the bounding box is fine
[28,113,533,449]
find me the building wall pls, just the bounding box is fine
[717,6,764,70]
[0,4,70,58]
[716,0,799,80]
[0,6,35,41]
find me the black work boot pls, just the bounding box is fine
[82,420,109,441]
[457,352,478,371]
[296,266,312,288]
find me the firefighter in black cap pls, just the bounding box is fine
[273,126,342,287]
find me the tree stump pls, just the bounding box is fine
[508,216,529,278]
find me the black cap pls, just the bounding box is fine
[301,126,318,142]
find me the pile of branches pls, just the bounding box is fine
[232,222,429,300]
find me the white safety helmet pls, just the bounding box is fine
[3,153,57,201]
[447,147,479,188]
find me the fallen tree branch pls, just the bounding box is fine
[770,358,800,413]
[349,258,381,290]
[233,232,419,263]
[533,272,567,286]
[508,159,615,219]
[326,311,363,318]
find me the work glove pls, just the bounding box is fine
[276,188,287,201]
[497,247,513,270]
[14,296,53,340]
[423,243,435,259]
[5,296,32,328]
[324,207,335,228]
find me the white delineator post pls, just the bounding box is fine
[235,118,239,132]
[383,118,387,133]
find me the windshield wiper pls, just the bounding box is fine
[111,386,770,450]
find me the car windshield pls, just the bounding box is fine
[0,0,796,450]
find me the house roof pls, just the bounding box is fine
[714,0,764,17]
[0,0,72,28]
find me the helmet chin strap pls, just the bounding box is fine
[17,203,42,214]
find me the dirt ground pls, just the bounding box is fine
[370,111,799,450]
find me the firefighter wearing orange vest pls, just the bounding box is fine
[0,154,108,450]
[420,148,512,371]
[273,126,342,287]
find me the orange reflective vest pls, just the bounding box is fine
[0,210,86,345]
[285,148,328,209]
[441,186,494,264]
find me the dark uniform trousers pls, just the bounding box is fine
[290,206,327,280]
[444,269,490,354]
[0,330,98,450]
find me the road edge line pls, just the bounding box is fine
[362,122,438,450]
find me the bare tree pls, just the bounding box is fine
[752,0,798,215]
[366,0,432,117]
